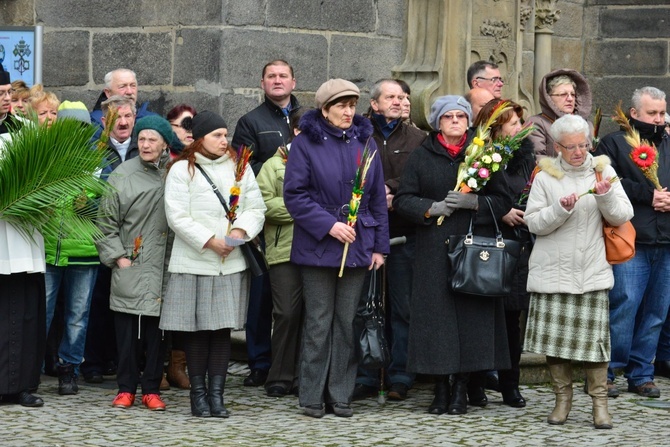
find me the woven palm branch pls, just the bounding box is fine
[0,118,114,242]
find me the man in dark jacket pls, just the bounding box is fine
[231,60,300,387]
[90,68,155,140]
[353,79,426,401]
[595,86,670,398]
[0,72,23,139]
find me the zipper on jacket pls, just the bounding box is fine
[54,218,64,266]
[274,225,282,248]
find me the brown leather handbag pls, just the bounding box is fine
[596,171,636,264]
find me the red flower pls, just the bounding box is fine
[631,145,656,168]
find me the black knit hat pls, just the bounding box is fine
[0,66,10,85]
[191,111,227,141]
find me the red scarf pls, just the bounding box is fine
[437,133,467,157]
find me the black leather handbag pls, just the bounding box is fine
[195,165,269,277]
[446,196,522,297]
[357,268,391,369]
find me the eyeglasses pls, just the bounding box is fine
[476,76,504,84]
[556,141,591,152]
[550,92,576,99]
[442,113,468,121]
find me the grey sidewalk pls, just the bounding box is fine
[3,361,670,447]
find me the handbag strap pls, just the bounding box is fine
[195,164,233,222]
[465,196,504,247]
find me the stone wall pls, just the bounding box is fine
[0,0,406,132]
[1,0,669,135]
[552,0,670,134]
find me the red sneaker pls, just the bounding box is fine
[112,392,135,408]
[142,393,166,411]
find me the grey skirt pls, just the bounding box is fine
[159,271,249,332]
[524,289,610,363]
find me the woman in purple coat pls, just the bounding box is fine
[283,79,390,418]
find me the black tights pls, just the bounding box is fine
[184,329,231,377]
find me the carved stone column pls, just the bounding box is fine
[533,0,561,111]
[393,0,521,129]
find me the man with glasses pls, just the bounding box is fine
[466,61,504,99]
[595,86,670,399]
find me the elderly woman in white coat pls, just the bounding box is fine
[160,111,266,418]
[524,114,633,430]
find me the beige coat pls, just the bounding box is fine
[525,154,633,295]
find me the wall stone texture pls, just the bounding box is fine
[1,0,669,138]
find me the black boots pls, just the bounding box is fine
[189,376,211,417]
[57,363,78,395]
[208,375,229,418]
[428,376,449,414]
[448,374,468,415]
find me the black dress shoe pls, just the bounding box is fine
[448,376,468,415]
[266,385,288,397]
[84,373,104,384]
[428,378,449,415]
[244,369,268,387]
[467,385,488,407]
[352,383,377,401]
[655,360,670,379]
[501,388,526,408]
[18,391,44,407]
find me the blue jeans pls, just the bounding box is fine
[45,264,97,371]
[656,313,670,362]
[608,244,670,386]
[357,235,415,388]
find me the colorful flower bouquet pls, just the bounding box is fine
[612,103,662,190]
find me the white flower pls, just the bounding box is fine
[468,168,477,175]
[492,153,502,163]
[467,178,478,189]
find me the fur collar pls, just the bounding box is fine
[299,108,374,144]
[538,153,610,179]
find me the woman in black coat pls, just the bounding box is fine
[393,95,512,415]
[472,99,537,408]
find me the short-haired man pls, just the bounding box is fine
[0,69,24,145]
[465,87,495,121]
[81,95,138,384]
[231,60,301,387]
[595,86,670,398]
[467,61,504,99]
[353,79,427,401]
[90,69,154,139]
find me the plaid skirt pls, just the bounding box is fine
[159,271,249,332]
[524,289,610,363]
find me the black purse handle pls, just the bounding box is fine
[195,164,234,222]
[465,196,506,248]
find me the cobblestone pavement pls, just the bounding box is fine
[3,362,670,447]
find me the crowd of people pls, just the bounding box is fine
[0,57,669,431]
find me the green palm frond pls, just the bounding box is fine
[0,118,114,242]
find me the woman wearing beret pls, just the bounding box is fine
[283,79,390,418]
[161,111,266,418]
[393,95,512,416]
[96,115,175,411]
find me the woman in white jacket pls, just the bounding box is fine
[524,114,633,430]
[160,111,266,418]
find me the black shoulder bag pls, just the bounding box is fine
[357,268,391,369]
[195,164,269,277]
[446,196,522,297]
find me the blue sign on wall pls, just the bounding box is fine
[0,27,38,87]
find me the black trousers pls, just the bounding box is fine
[114,312,165,395]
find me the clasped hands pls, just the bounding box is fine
[204,228,247,258]
[428,190,479,218]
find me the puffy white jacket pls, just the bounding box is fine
[525,154,633,294]
[165,152,266,276]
